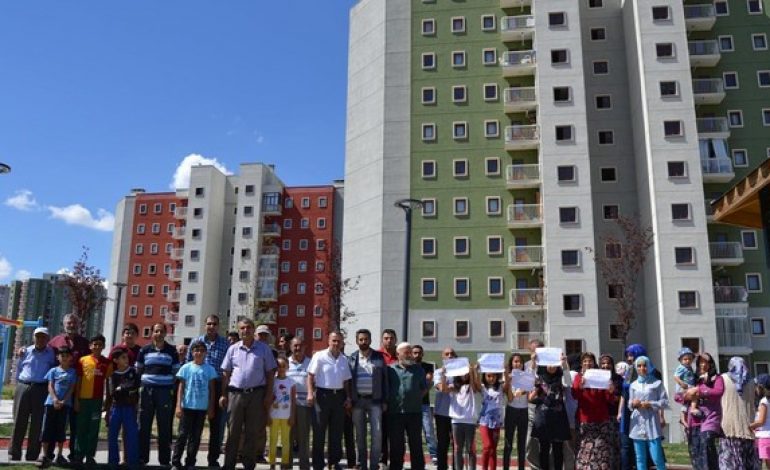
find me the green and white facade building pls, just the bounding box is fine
[342,0,770,382]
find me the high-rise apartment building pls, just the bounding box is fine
[342,0,770,384]
[105,163,343,349]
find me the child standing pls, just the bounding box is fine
[503,354,530,470]
[172,341,217,470]
[751,374,770,467]
[269,357,296,469]
[104,348,140,470]
[479,368,504,470]
[74,334,112,466]
[439,362,482,470]
[673,347,699,426]
[39,347,77,468]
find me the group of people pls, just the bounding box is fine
[10,316,770,470]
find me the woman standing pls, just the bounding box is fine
[572,353,618,469]
[682,352,723,470]
[503,354,529,470]
[529,355,571,470]
[718,357,760,469]
[628,356,668,470]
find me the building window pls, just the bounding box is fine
[763,109,770,126]
[312,328,322,341]
[608,284,624,299]
[422,199,436,217]
[488,278,503,297]
[190,250,200,261]
[671,203,691,221]
[758,71,770,87]
[282,240,291,250]
[668,161,687,178]
[421,18,435,36]
[421,278,437,297]
[742,230,758,249]
[454,278,470,297]
[593,60,609,75]
[135,244,144,255]
[194,187,204,197]
[561,250,580,267]
[317,218,327,229]
[756,363,770,376]
[487,236,502,255]
[316,239,327,251]
[598,130,615,145]
[752,318,766,336]
[422,123,436,141]
[453,122,468,140]
[481,15,496,31]
[453,159,468,177]
[559,207,578,224]
[142,327,151,338]
[663,120,683,137]
[280,261,290,273]
[129,306,138,317]
[422,161,436,178]
[753,33,768,50]
[723,72,739,89]
[298,283,307,294]
[422,320,436,338]
[656,43,674,58]
[485,157,501,176]
[422,53,436,70]
[296,305,306,317]
[299,239,309,250]
[563,294,582,312]
[553,87,571,103]
[652,5,671,20]
[678,291,698,309]
[318,196,328,208]
[452,85,467,103]
[133,264,141,275]
[483,83,498,101]
[660,81,678,97]
[728,110,744,127]
[482,48,497,65]
[453,197,469,216]
[422,238,436,257]
[130,284,140,295]
[151,223,160,234]
[187,271,198,282]
[153,203,162,214]
[484,120,500,138]
[489,320,504,338]
[603,205,619,220]
[314,305,323,317]
[451,51,466,68]
[555,125,573,142]
[589,0,603,7]
[486,197,501,215]
[300,218,310,229]
[747,273,763,292]
[732,149,748,168]
[675,247,695,265]
[551,49,569,65]
[605,242,622,259]
[284,198,294,209]
[138,204,147,214]
[239,271,249,282]
[186,293,196,304]
[590,27,606,41]
[280,283,289,295]
[453,237,469,256]
[451,16,466,33]
[719,35,734,52]
[748,0,763,14]
[283,219,293,229]
[422,87,436,104]
[167,223,175,233]
[298,261,308,272]
[136,224,145,235]
[609,324,623,341]
[714,1,728,15]
[455,320,469,338]
[600,167,617,182]
[299,197,310,208]
[549,12,567,27]
[557,166,576,183]
[595,95,612,110]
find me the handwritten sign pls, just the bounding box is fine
[535,347,562,367]
[583,369,611,390]
[510,370,536,391]
[478,353,505,373]
[444,357,470,377]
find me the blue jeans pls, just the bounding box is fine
[352,397,382,470]
[422,404,438,459]
[634,439,666,470]
[620,427,636,469]
[108,406,138,468]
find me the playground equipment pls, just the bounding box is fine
[0,316,44,398]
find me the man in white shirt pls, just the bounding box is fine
[307,332,352,470]
[287,337,311,468]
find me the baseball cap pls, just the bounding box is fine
[33,327,49,337]
[677,347,694,360]
[255,325,271,335]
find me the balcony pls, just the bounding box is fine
[500,50,537,77]
[166,290,181,302]
[692,78,725,105]
[167,269,183,282]
[504,125,539,150]
[506,164,541,188]
[509,288,546,312]
[508,245,544,269]
[170,248,184,260]
[503,87,537,113]
[716,307,752,355]
[258,267,279,279]
[701,157,734,183]
[167,312,179,323]
[261,223,281,238]
[684,4,716,31]
[501,0,531,7]
[262,192,283,216]
[709,242,744,266]
[257,310,277,325]
[172,226,186,240]
[696,117,730,139]
[713,286,748,304]
[507,204,543,228]
[256,288,278,303]
[174,207,188,219]
[261,245,280,257]
[688,40,721,67]
[500,15,535,41]
[511,331,548,352]
[705,199,715,223]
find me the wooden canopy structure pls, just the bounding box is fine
[712,158,770,229]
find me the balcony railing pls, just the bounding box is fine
[170,248,184,260]
[166,290,181,302]
[713,286,748,304]
[507,204,543,227]
[709,242,744,265]
[173,207,187,219]
[172,226,186,239]
[692,78,726,105]
[688,40,721,67]
[715,311,751,352]
[261,246,280,256]
[512,331,548,352]
[500,15,535,40]
[167,269,183,281]
[503,87,537,112]
[261,223,281,237]
[684,4,716,31]
[701,157,734,182]
[506,164,541,188]
[508,245,544,269]
[696,117,730,138]
[504,125,539,150]
[501,0,531,7]
[258,268,279,279]
[509,288,546,311]
[500,50,537,77]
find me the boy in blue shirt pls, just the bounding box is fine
[171,341,217,470]
[39,347,77,469]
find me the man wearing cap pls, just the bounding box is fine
[220,318,277,470]
[10,327,56,462]
[254,324,276,463]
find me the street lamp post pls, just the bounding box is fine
[111,282,127,347]
[394,198,424,342]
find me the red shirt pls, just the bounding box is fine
[379,348,397,366]
[572,372,616,423]
[49,334,90,364]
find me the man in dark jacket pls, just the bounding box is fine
[386,342,426,470]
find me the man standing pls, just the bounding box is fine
[307,331,352,470]
[10,327,56,462]
[276,333,294,359]
[109,323,141,366]
[348,329,388,470]
[386,342,426,470]
[412,344,438,464]
[186,314,229,469]
[434,347,456,470]
[136,323,180,466]
[253,323,276,463]
[286,337,312,469]
[378,329,398,468]
[220,318,277,470]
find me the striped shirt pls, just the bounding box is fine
[287,355,311,407]
[354,354,374,395]
[186,334,229,377]
[136,342,180,387]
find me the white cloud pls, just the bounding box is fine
[15,269,31,281]
[0,256,12,281]
[4,189,39,211]
[47,204,115,231]
[56,267,70,275]
[170,153,232,190]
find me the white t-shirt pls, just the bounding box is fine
[449,384,479,424]
[271,377,295,420]
[756,397,770,438]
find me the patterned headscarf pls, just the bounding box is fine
[728,356,750,393]
[625,344,647,360]
[615,362,631,382]
[634,356,656,384]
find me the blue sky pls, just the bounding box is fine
[0,0,354,283]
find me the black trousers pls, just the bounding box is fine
[172,409,207,468]
[389,412,425,470]
[344,412,356,466]
[435,414,453,470]
[207,379,224,466]
[503,407,528,470]
[312,388,345,470]
[539,439,564,470]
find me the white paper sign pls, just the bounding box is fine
[583,369,611,390]
[444,357,470,377]
[477,353,505,373]
[535,347,563,367]
[510,370,537,391]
